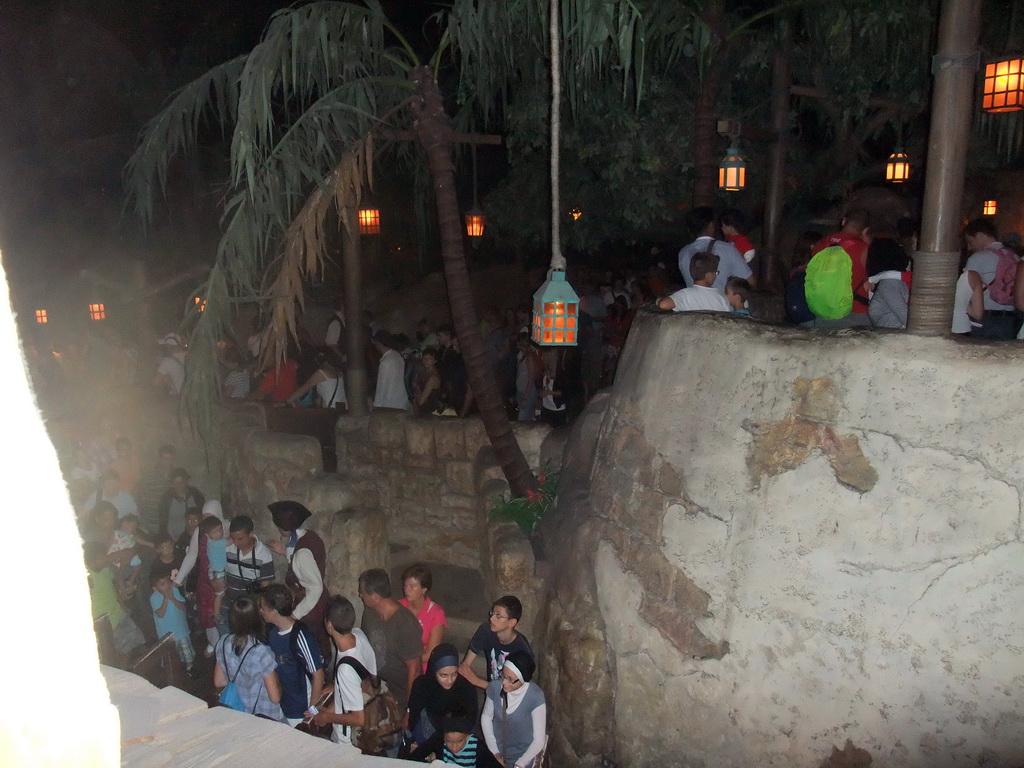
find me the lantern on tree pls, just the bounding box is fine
[983,199,998,215]
[718,146,747,192]
[570,208,582,221]
[983,57,1024,112]
[194,296,206,312]
[886,149,911,183]
[358,207,381,235]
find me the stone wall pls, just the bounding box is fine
[539,312,1024,767]
[219,404,387,616]
[335,413,550,568]
[219,407,555,630]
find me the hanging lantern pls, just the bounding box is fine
[570,208,582,221]
[886,149,910,183]
[718,146,747,192]
[194,296,206,312]
[88,303,106,321]
[983,199,998,215]
[35,309,47,324]
[983,57,1024,113]
[358,207,381,235]
[531,269,579,346]
[465,207,486,238]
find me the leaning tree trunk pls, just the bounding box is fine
[692,68,723,207]
[409,66,539,497]
[691,0,726,207]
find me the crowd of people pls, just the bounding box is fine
[74,433,545,766]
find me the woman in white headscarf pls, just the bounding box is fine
[174,500,225,651]
[481,650,547,768]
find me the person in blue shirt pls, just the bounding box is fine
[149,574,194,674]
[259,584,325,726]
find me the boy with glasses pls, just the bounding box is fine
[459,595,534,690]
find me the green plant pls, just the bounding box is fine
[488,468,559,535]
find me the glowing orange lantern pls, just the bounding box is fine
[718,146,746,192]
[358,207,381,235]
[465,208,485,238]
[35,309,47,324]
[570,208,582,221]
[531,270,579,346]
[88,303,106,321]
[983,200,998,215]
[886,149,910,183]
[983,58,1024,112]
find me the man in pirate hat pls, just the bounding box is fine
[267,500,331,662]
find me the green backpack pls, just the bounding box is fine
[804,245,853,320]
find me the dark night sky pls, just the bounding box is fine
[0,1,442,287]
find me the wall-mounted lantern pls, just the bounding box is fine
[983,199,998,215]
[983,57,1024,112]
[35,309,47,324]
[88,303,106,321]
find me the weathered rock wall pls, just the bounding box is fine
[335,413,550,569]
[219,405,387,612]
[540,312,1024,767]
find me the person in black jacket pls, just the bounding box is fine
[405,643,479,761]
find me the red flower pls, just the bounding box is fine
[539,472,547,484]
[526,488,540,503]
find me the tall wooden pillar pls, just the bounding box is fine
[761,20,791,291]
[907,0,981,334]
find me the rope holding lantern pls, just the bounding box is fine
[532,0,579,346]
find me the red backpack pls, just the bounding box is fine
[986,245,1019,306]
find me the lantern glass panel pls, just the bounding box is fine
[544,302,554,314]
[567,331,576,344]
[555,317,565,328]
[358,208,381,235]
[554,331,564,343]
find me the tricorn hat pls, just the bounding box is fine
[268,500,312,531]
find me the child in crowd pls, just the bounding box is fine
[439,711,484,766]
[115,515,146,600]
[176,509,201,560]
[459,595,533,690]
[725,277,752,315]
[150,573,195,674]
[721,208,756,264]
[201,515,228,622]
[84,540,145,658]
[222,349,251,399]
[149,533,182,583]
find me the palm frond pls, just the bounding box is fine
[123,54,248,226]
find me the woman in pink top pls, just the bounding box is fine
[399,563,447,672]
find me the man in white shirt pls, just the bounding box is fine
[677,206,755,292]
[964,218,1020,339]
[372,330,410,410]
[658,252,733,313]
[224,515,276,610]
[306,596,378,753]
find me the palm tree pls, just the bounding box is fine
[124,0,668,496]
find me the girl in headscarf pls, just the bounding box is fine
[405,642,479,760]
[481,650,546,768]
[267,500,330,662]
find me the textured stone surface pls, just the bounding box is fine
[324,507,389,620]
[538,312,1024,768]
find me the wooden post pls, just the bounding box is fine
[761,20,791,291]
[907,0,981,334]
[342,204,368,415]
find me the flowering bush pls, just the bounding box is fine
[487,468,559,535]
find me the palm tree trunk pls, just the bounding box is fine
[692,68,722,207]
[409,66,539,497]
[692,2,726,207]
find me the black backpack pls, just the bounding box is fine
[785,267,815,324]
